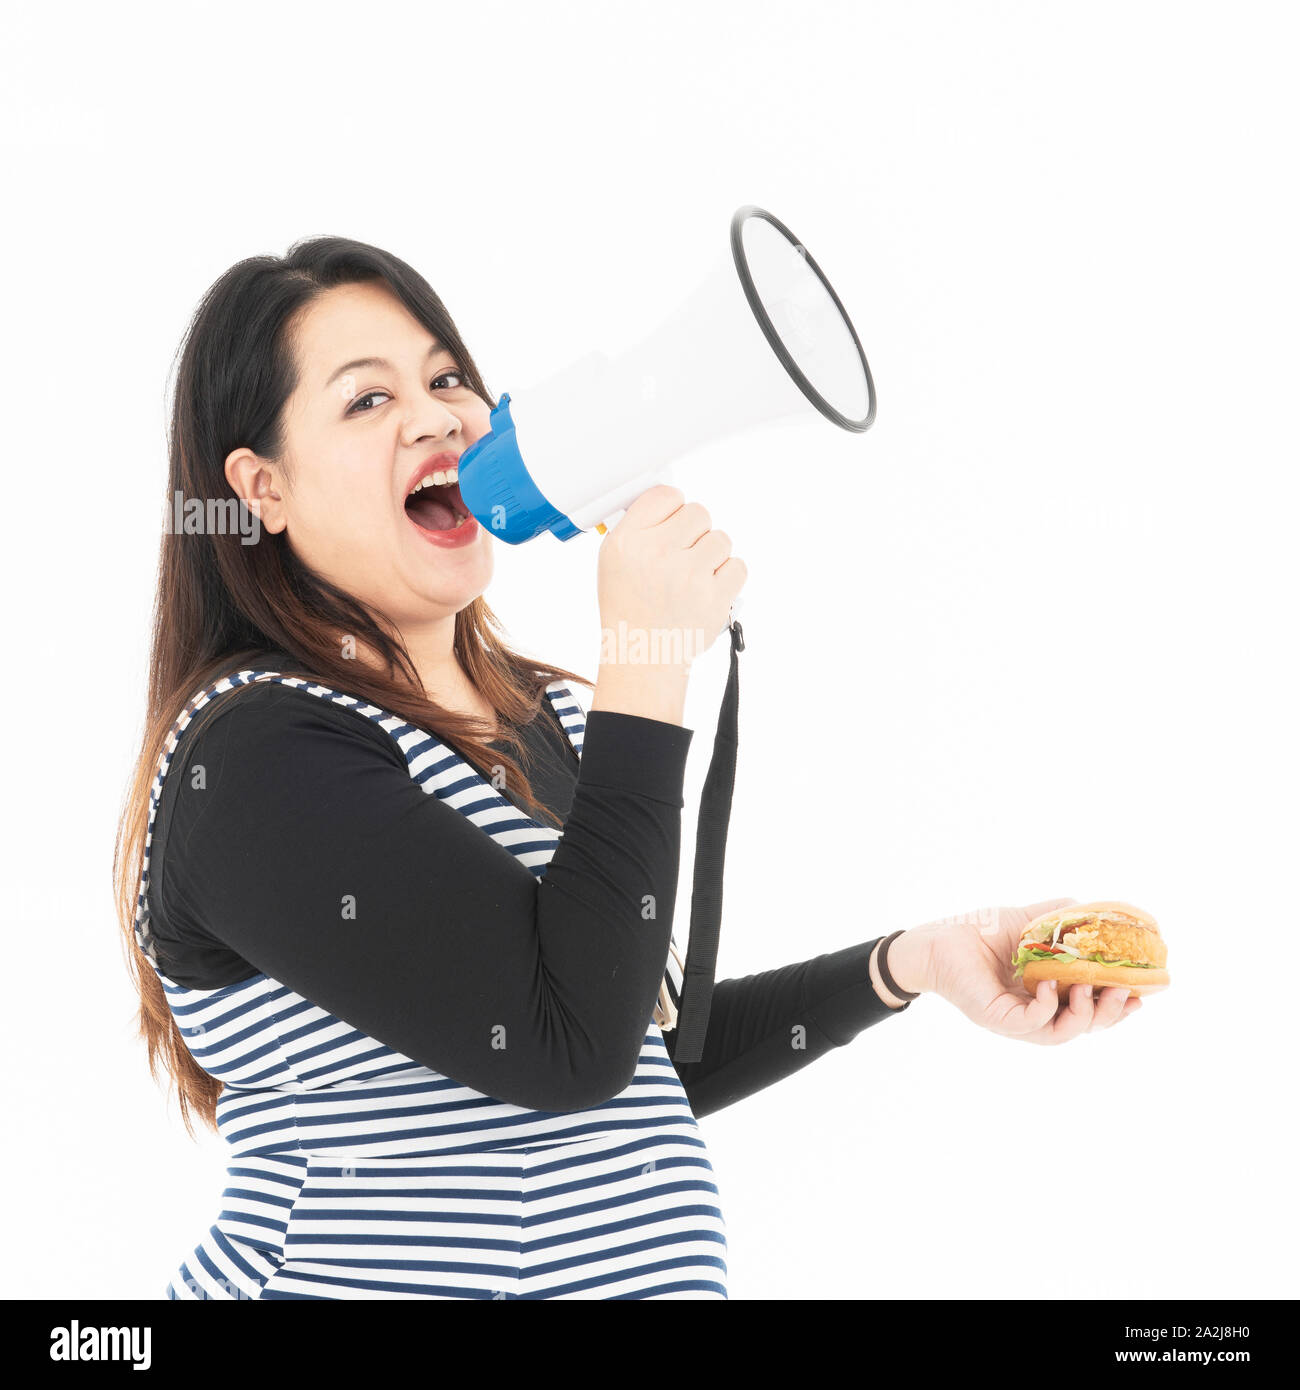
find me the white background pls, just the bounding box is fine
[2,0,1295,1301]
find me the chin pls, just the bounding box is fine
[417,557,492,607]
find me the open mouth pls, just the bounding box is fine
[404,473,474,533]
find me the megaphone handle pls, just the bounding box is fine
[594,464,677,534]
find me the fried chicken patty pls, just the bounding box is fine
[1024,910,1167,967]
[1062,922,1167,967]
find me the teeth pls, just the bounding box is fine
[407,467,459,497]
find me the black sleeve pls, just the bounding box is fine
[662,939,911,1119]
[149,682,693,1114]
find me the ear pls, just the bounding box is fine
[225,447,288,534]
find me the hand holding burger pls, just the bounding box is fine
[880,898,1159,1045]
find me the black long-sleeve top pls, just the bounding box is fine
[144,670,910,1117]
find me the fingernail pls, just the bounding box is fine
[1082,985,1093,999]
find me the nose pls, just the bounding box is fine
[402,399,462,449]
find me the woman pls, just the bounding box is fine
[114,236,1141,1301]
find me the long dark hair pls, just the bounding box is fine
[113,236,592,1137]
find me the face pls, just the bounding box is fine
[225,279,493,638]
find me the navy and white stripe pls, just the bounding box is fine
[134,669,721,1300]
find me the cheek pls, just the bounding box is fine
[463,399,494,442]
[298,455,392,535]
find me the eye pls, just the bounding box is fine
[345,390,387,416]
[345,369,466,416]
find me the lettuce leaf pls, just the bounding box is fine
[1013,944,1158,979]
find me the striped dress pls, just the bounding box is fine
[133,667,728,1300]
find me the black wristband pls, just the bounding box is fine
[876,930,920,1004]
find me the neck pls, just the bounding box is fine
[396,613,463,704]
[368,614,498,737]
[313,612,498,737]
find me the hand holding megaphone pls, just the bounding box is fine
[597,484,747,669]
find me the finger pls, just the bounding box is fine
[988,979,1059,1036]
[1004,979,1087,1045]
[1042,983,1095,1043]
[1090,986,1132,1029]
[1025,978,1061,1030]
[1070,982,1098,1030]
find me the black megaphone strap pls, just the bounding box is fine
[671,618,744,1064]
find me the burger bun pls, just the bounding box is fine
[1022,956,1170,996]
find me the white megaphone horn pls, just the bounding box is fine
[457,204,876,544]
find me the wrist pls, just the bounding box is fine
[870,929,934,1008]
[592,657,690,726]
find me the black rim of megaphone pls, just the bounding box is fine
[729,205,876,433]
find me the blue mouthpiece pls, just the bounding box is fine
[457,393,581,544]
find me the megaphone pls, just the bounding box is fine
[458,204,876,543]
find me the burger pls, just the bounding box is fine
[1013,901,1170,995]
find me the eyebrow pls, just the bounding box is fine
[325,340,447,391]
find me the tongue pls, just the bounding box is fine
[406,491,457,532]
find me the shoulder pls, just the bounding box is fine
[151,676,413,897]
[161,677,411,813]
[188,675,404,752]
